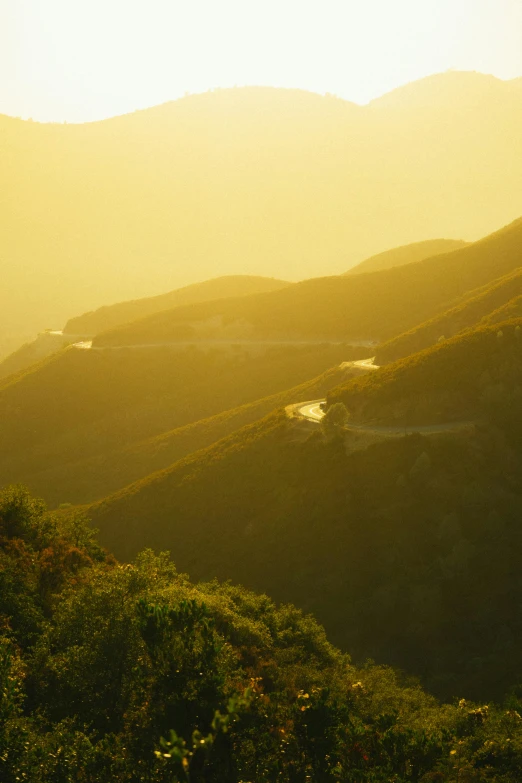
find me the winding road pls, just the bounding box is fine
[291,358,472,435]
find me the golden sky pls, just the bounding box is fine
[3,0,522,122]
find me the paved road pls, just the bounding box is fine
[293,358,472,434]
[295,358,379,423]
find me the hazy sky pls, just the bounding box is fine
[3,0,522,122]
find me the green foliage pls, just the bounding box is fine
[321,402,349,440]
[2,486,522,780]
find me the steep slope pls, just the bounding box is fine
[376,266,522,364]
[87,372,522,699]
[329,318,522,426]
[345,239,468,275]
[3,71,522,346]
[0,342,364,506]
[11,363,355,507]
[63,275,289,335]
[94,216,522,347]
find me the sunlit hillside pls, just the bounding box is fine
[346,238,468,275]
[3,71,522,352]
[93,216,522,347]
[376,266,522,364]
[329,317,522,426]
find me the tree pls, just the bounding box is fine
[321,402,349,440]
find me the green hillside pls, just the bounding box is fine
[64,275,289,335]
[329,318,522,426]
[86,368,522,699]
[3,487,521,782]
[345,238,468,275]
[3,71,522,349]
[94,216,522,348]
[376,266,522,364]
[0,342,364,507]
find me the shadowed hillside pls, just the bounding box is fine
[3,71,522,350]
[94,216,522,347]
[0,342,364,506]
[86,369,522,699]
[345,239,468,275]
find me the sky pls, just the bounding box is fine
[2,0,522,123]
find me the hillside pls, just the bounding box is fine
[4,487,521,782]
[9,363,356,507]
[86,358,522,699]
[0,330,73,381]
[3,70,522,350]
[63,274,289,335]
[94,216,522,347]
[376,266,522,364]
[0,275,289,381]
[329,318,522,427]
[345,238,468,275]
[0,342,364,506]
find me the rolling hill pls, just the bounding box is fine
[375,266,522,364]
[0,341,364,506]
[93,216,522,348]
[329,317,522,426]
[63,274,289,335]
[3,70,522,351]
[345,239,468,275]
[0,275,289,380]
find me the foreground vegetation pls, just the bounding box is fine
[2,485,522,782]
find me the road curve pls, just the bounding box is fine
[295,358,379,423]
[292,357,472,435]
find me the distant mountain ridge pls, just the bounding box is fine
[63,275,289,335]
[346,239,468,275]
[2,70,522,349]
[93,217,522,348]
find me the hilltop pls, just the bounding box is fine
[63,274,289,335]
[94,216,522,347]
[346,238,468,275]
[3,70,522,350]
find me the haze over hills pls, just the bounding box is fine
[93,216,522,347]
[63,274,289,336]
[0,274,289,380]
[3,70,522,353]
[346,239,469,275]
